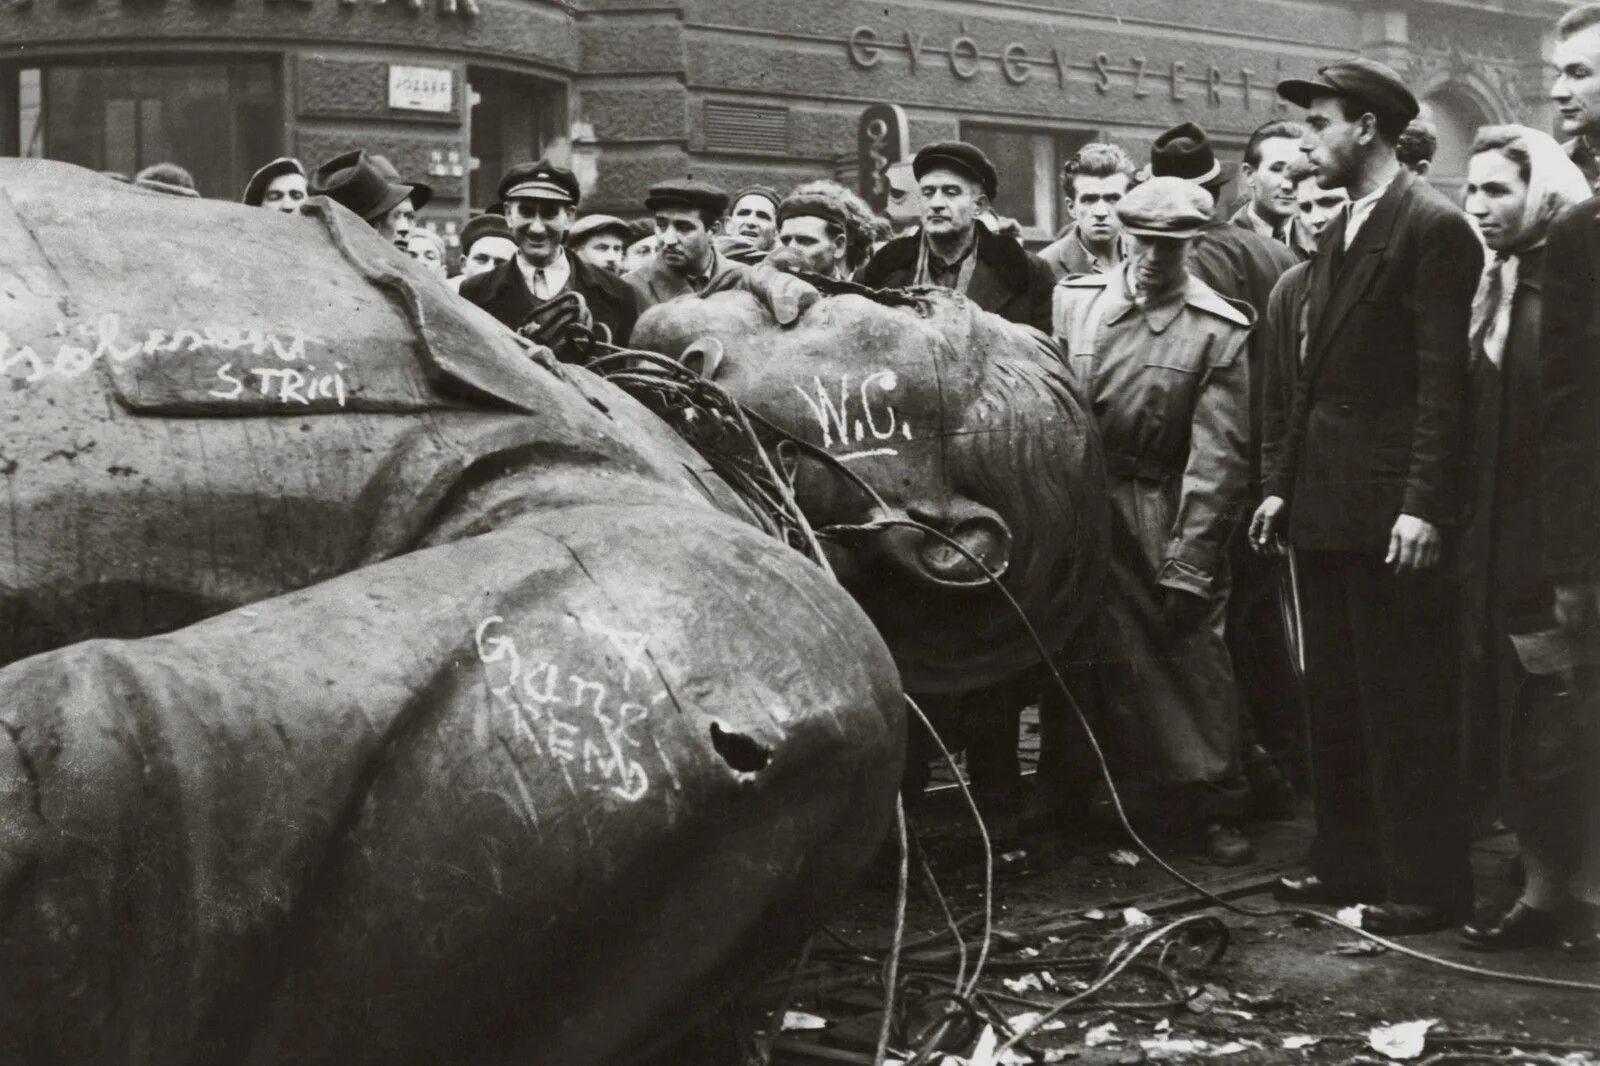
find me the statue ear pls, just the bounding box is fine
[879,499,1012,588]
[680,335,725,380]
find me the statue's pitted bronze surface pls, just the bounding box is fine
[0,160,904,1065]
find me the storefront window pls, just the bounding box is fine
[468,67,566,210]
[960,123,1093,241]
[12,59,278,198]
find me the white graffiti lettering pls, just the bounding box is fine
[794,371,913,459]
[208,362,349,406]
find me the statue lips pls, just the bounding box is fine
[0,159,904,1066]
[633,287,1110,695]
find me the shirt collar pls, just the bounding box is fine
[1100,263,1189,334]
[926,227,978,269]
[517,249,571,293]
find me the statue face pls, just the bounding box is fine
[633,290,1107,693]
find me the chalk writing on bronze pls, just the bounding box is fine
[1,313,322,386]
[794,371,914,460]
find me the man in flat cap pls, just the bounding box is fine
[625,179,752,310]
[1151,122,1302,828]
[311,150,422,253]
[728,185,781,255]
[1037,177,1255,865]
[856,141,1056,333]
[447,213,516,292]
[242,157,308,214]
[460,159,639,354]
[566,214,632,276]
[774,191,852,280]
[1252,57,1483,935]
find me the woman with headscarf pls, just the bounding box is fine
[1457,125,1599,955]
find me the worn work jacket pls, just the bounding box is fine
[1037,222,1128,281]
[1054,265,1252,596]
[856,223,1056,333]
[624,249,751,311]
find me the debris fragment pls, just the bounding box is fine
[1330,940,1388,957]
[1085,1021,1121,1047]
[1084,908,1108,921]
[1282,1035,1320,1050]
[967,1024,998,1066]
[1368,1019,1437,1060]
[1109,849,1142,866]
[1336,904,1367,928]
[780,1010,828,1031]
[1002,973,1047,994]
[1009,1011,1068,1034]
[1208,1041,1250,1056]
[1141,1037,1209,1058]
[1122,906,1153,928]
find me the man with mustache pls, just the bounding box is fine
[1045,177,1254,864]
[460,160,639,353]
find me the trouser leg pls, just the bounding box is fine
[1344,554,1472,909]
[1298,550,1383,885]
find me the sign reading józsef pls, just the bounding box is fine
[388,65,453,113]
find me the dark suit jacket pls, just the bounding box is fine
[854,224,1056,333]
[459,252,639,349]
[1539,198,1600,583]
[1262,168,1483,554]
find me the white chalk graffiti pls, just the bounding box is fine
[209,363,350,407]
[475,616,657,809]
[1,313,321,387]
[794,370,914,459]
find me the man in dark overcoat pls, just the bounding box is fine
[1252,58,1484,935]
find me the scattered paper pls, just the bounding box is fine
[1018,946,1041,958]
[1214,1008,1257,1020]
[1000,1052,1073,1065]
[780,1011,828,1031]
[1331,940,1388,957]
[1154,1018,1172,1034]
[966,1024,998,1066]
[1210,1042,1250,1056]
[1083,908,1108,921]
[1368,1019,1437,1060]
[1002,973,1047,994]
[1141,1038,1208,1058]
[1008,1011,1067,1034]
[1109,849,1142,866]
[1122,906,1154,928]
[1336,904,1367,928]
[1085,1021,1121,1047]
[1283,1035,1321,1050]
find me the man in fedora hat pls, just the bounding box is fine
[1151,122,1301,827]
[1251,56,1483,935]
[461,160,639,354]
[856,140,1055,332]
[1041,177,1256,864]
[310,149,424,253]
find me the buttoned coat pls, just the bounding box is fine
[459,251,639,350]
[1262,168,1483,553]
[1052,265,1251,785]
[855,223,1056,333]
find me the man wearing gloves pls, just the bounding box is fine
[1040,176,1255,864]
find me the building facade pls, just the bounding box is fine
[0,0,1567,243]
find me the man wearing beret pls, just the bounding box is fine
[775,191,852,280]
[1251,58,1483,934]
[856,141,1056,334]
[625,180,751,309]
[460,160,639,354]
[1041,177,1255,865]
[729,185,781,255]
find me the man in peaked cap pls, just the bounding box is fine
[1151,122,1300,831]
[1037,176,1257,865]
[625,179,753,310]
[1252,56,1482,935]
[460,159,639,355]
[856,140,1055,333]
[311,149,420,252]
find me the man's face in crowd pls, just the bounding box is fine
[1128,234,1188,297]
[623,235,657,274]
[574,234,626,275]
[1071,173,1131,247]
[462,235,517,278]
[1295,177,1349,238]
[919,168,983,241]
[376,197,415,251]
[262,173,307,215]
[1245,136,1302,224]
[883,161,923,230]
[654,207,714,276]
[1552,25,1600,139]
[1301,96,1367,190]
[506,197,575,268]
[778,215,846,276]
[730,194,778,251]
[1463,150,1529,254]
[406,233,446,277]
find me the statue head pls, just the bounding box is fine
[633,288,1108,693]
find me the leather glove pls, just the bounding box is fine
[1160,586,1210,629]
[743,262,819,327]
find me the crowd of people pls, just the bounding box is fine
[126,3,1598,961]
